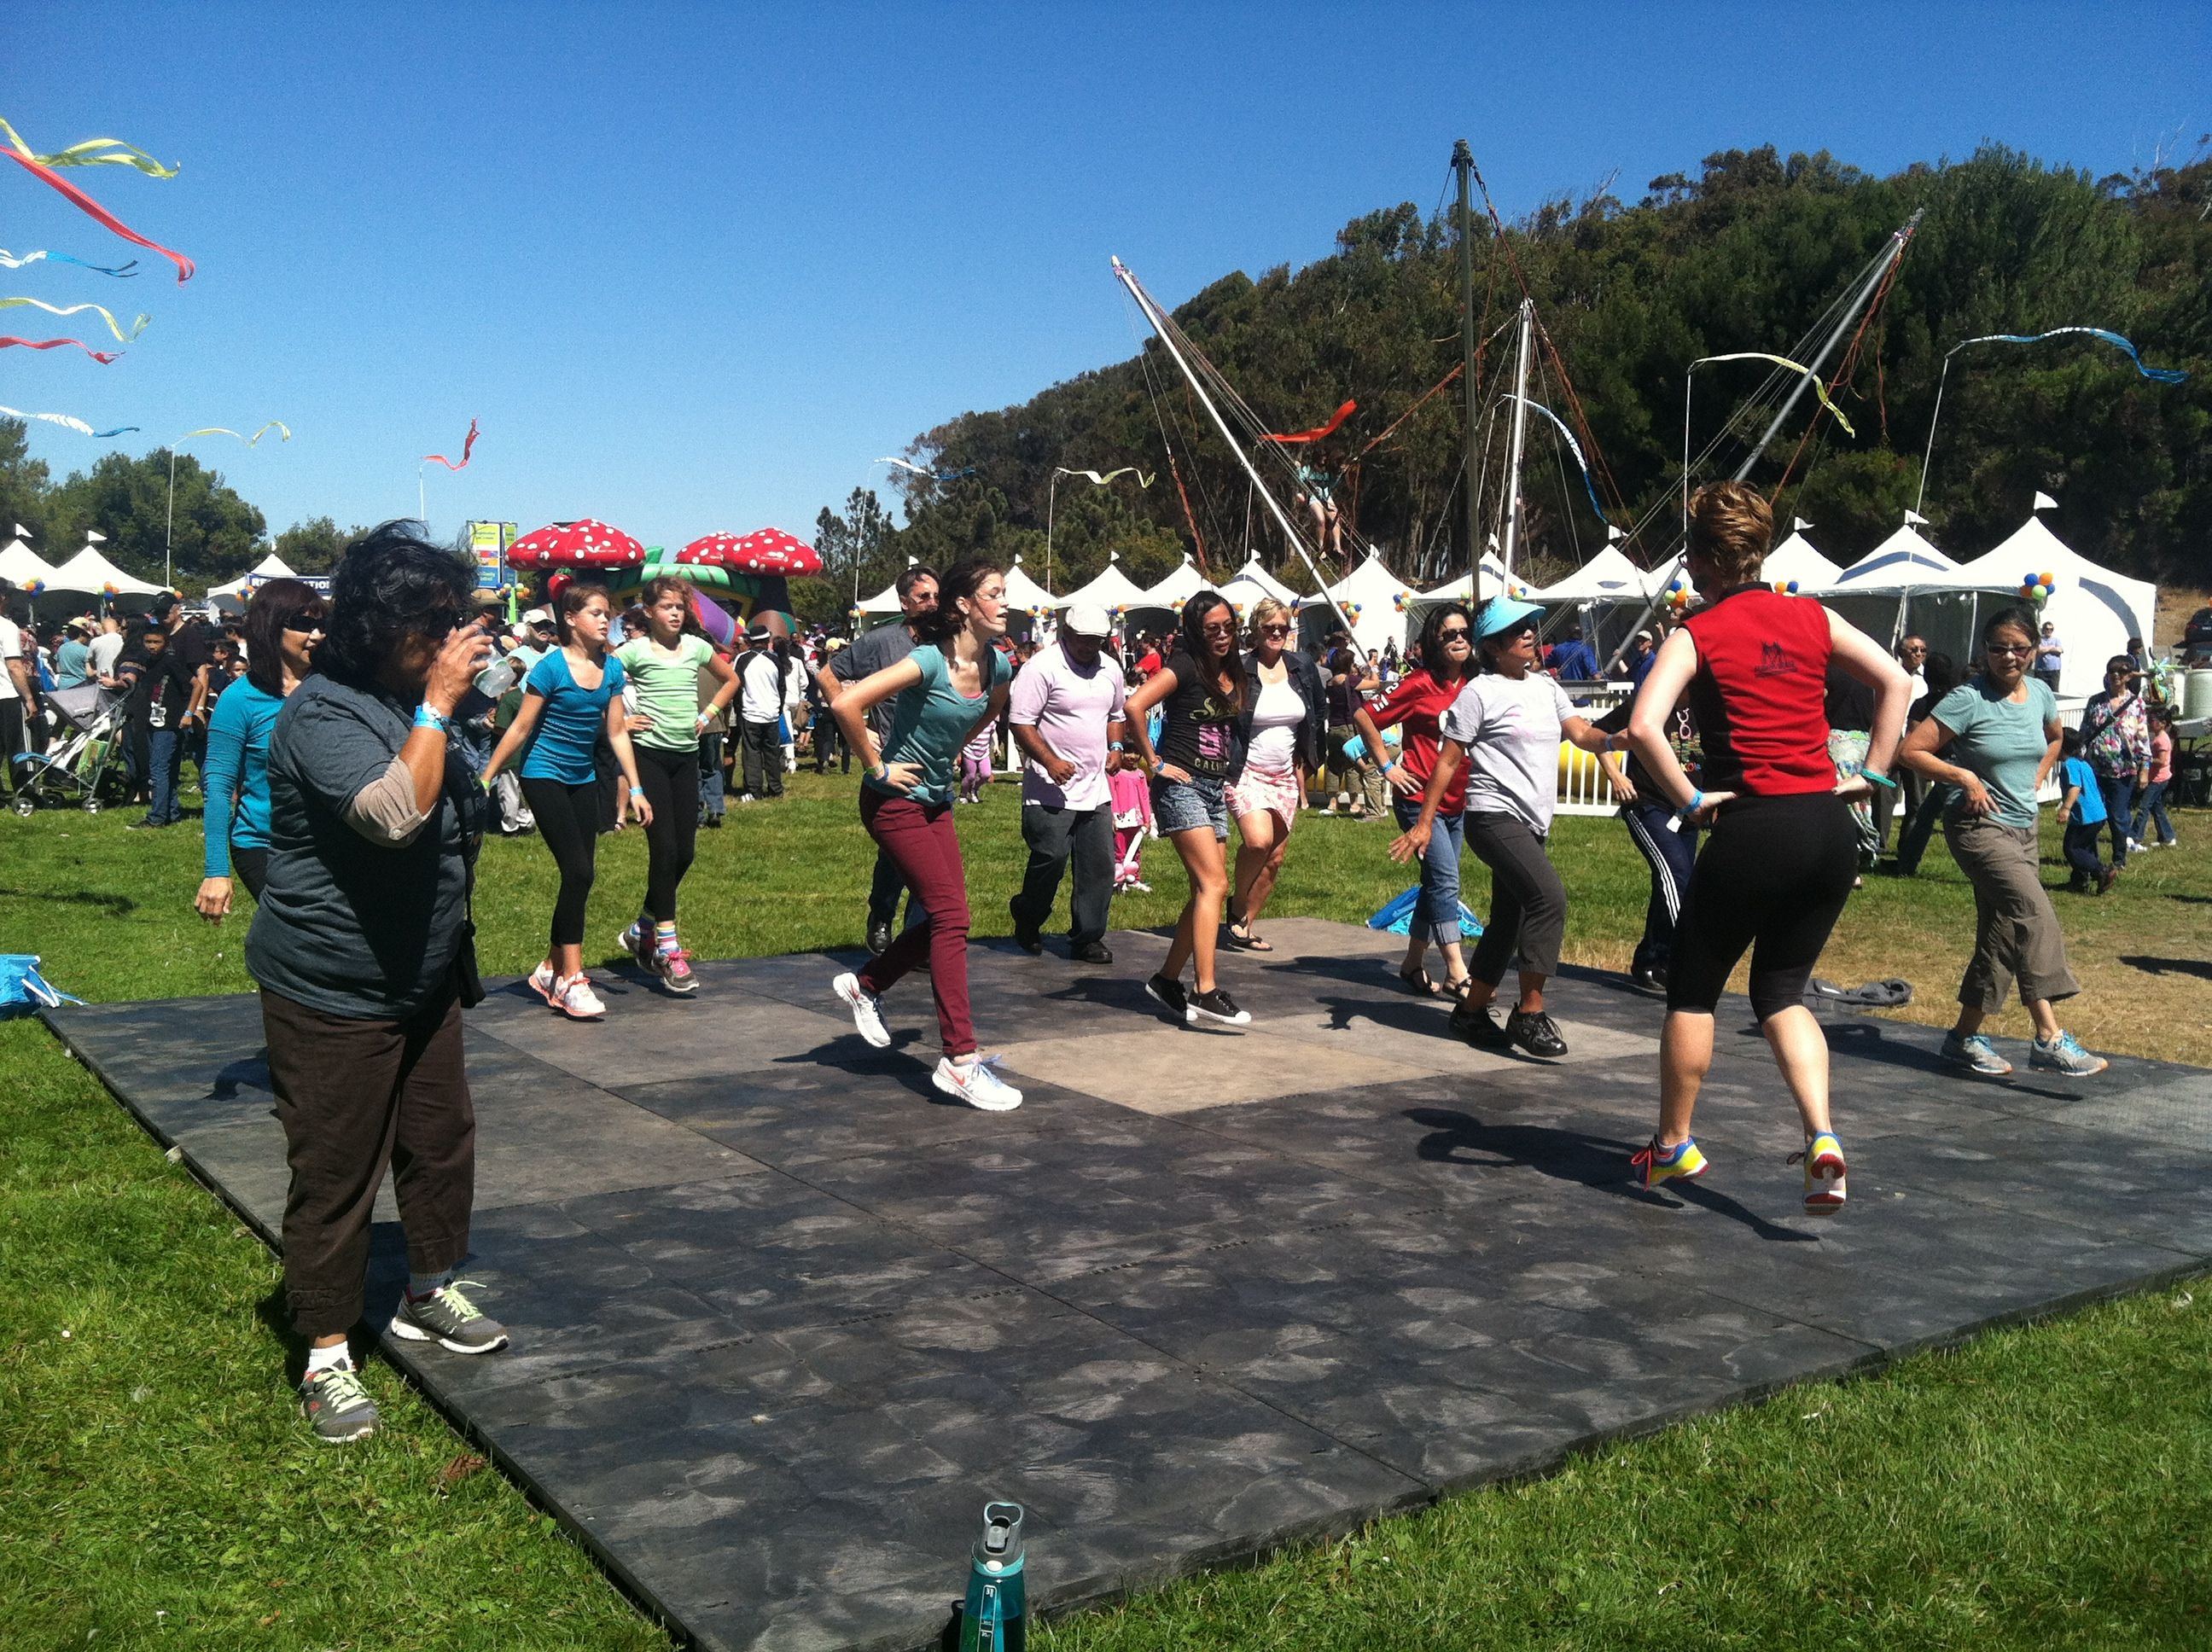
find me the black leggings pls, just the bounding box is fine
[632,743,699,922]
[1667,792,1857,1022]
[231,845,270,902]
[521,777,599,949]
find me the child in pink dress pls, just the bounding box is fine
[958,724,993,804]
[1109,760,1154,893]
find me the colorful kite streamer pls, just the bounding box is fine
[1947,326,2186,385]
[0,404,139,439]
[0,248,139,276]
[0,296,148,343]
[1052,466,1155,487]
[1691,353,1856,437]
[0,118,181,179]
[0,335,121,364]
[1264,398,1357,445]
[422,418,479,469]
[0,143,194,282]
[183,422,291,446]
[877,457,977,482]
[1501,395,1609,522]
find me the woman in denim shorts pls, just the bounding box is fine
[1124,590,1253,1027]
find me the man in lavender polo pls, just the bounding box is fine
[1007,601,1127,963]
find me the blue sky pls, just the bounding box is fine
[4,2,2206,553]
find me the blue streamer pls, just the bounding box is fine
[1960,326,2186,385]
[1504,395,1611,523]
[0,247,140,277]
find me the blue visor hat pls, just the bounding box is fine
[1473,595,1545,640]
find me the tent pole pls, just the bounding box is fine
[1500,298,1534,579]
[164,447,177,591]
[1452,139,1482,612]
[1111,257,1369,666]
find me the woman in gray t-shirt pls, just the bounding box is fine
[1902,605,2106,1078]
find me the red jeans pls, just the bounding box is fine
[856,790,976,1057]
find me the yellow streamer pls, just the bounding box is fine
[0,295,148,343]
[0,117,181,179]
[1693,352,1855,438]
[183,422,292,446]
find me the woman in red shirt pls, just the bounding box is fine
[1351,602,1478,997]
[1626,482,1910,1214]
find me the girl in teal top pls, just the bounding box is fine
[827,560,1022,1113]
[195,579,325,918]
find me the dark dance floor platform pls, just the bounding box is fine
[44,919,2212,1652]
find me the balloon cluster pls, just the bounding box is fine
[1109,603,1129,620]
[2018,570,2058,602]
[1342,602,1363,624]
[847,605,863,620]
[1663,575,1692,612]
[1772,579,1801,596]
[1392,590,1411,613]
[1024,603,1051,620]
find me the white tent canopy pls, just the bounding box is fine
[1406,552,1515,608]
[1055,551,1151,614]
[1947,516,2157,700]
[1001,555,1057,613]
[47,544,164,600]
[1130,552,1206,613]
[1818,521,1977,662]
[855,558,922,615]
[0,536,61,592]
[1761,530,1844,590]
[1214,553,1299,613]
[1301,551,1413,655]
[1532,545,1656,604]
[208,551,299,604]
[1823,523,1958,594]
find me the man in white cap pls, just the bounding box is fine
[1007,602,1127,963]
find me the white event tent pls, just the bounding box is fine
[1001,555,1057,614]
[208,552,300,610]
[1945,515,2157,701]
[1533,544,1655,604]
[1055,551,1151,618]
[854,558,921,618]
[1406,551,1516,608]
[1,535,61,594]
[1214,552,1299,615]
[48,544,165,604]
[1761,528,1844,590]
[1819,519,1974,663]
[1300,551,1413,656]
[1130,552,1206,616]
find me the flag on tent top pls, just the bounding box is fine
[2033,491,2058,512]
[1902,509,1929,526]
[13,523,28,538]
[1792,516,1813,532]
[85,528,106,543]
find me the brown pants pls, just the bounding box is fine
[261,985,476,1338]
[1945,817,2081,1013]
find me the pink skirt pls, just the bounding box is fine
[1225,763,1301,833]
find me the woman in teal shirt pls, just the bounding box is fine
[1903,605,2106,1079]
[827,560,1021,1112]
[195,579,325,916]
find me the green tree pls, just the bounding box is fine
[45,451,268,590]
[272,515,361,575]
[0,420,55,556]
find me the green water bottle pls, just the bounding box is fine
[958,1501,1026,1652]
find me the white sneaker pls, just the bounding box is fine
[2128,838,2145,853]
[832,971,891,1048]
[550,973,606,1021]
[527,961,557,1003]
[934,1056,1023,1111]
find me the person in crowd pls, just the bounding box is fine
[1352,601,1479,998]
[2033,620,2064,693]
[87,612,126,688]
[958,718,992,804]
[1888,650,1959,876]
[1596,685,1697,997]
[827,560,1023,1111]
[1293,454,1346,565]
[113,620,168,808]
[2124,635,2152,678]
[730,625,786,801]
[1902,605,2108,1079]
[2131,702,2178,852]
[1222,597,1326,953]
[1109,752,1154,893]
[613,577,739,992]
[777,633,807,774]
[482,582,651,1021]
[55,615,95,689]
[2077,654,2151,873]
[1318,629,1385,818]
[822,564,939,952]
[1874,634,1930,853]
[1825,658,1880,875]
[1006,600,1126,963]
[0,585,32,790]
[1625,627,1658,689]
[1624,481,1911,1213]
[619,606,649,644]
[196,579,325,916]
[1391,595,1629,1058]
[698,642,734,826]
[1123,590,1255,1027]
[2055,729,2114,894]
[1547,627,1600,683]
[808,640,847,772]
[245,522,506,1445]
[128,593,216,830]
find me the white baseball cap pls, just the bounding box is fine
[1062,601,1113,639]
[521,607,553,628]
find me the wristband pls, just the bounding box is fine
[868,764,888,781]
[1677,789,1704,822]
[1855,762,1898,790]
[628,785,645,798]
[414,705,451,733]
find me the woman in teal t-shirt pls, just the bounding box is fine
[826,560,1022,1112]
[1902,604,2106,1079]
[611,577,739,993]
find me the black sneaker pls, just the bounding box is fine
[299,1361,378,1444]
[1451,1003,1515,1050]
[1186,986,1251,1027]
[1506,1009,1569,1059]
[1072,941,1114,964]
[865,919,892,957]
[1010,905,1043,956]
[1630,963,1668,996]
[1144,973,1187,1021]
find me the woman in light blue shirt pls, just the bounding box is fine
[195,580,325,916]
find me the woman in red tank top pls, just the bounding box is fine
[1625,483,1909,1215]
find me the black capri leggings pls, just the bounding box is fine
[1462,811,1568,988]
[1667,792,1858,1022]
[230,845,270,902]
[632,742,699,922]
[520,777,600,949]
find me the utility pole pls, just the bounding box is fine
[1500,298,1534,579]
[1452,140,1481,610]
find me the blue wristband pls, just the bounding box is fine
[1856,762,1899,790]
[414,705,450,733]
[1678,789,1704,822]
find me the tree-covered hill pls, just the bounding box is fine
[830,143,2207,608]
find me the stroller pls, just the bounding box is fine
[11,682,131,816]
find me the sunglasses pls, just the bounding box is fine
[282,615,327,635]
[1200,621,1236,637]
[1260,624,1292,637]
[1985,643,2034,657]
[1435,626,1470,641]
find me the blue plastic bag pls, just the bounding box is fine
[0,955,83,1017]
[1365,885,1483,939]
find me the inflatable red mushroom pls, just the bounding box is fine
[728,527,822,578]
[506,519,649,574]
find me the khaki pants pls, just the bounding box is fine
[1944,816,2080,1012]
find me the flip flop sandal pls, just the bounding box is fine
[1224,914,1274,952]
[1396,966,1441,998]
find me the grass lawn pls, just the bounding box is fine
[3,771,2207,1649]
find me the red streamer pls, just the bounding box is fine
[0,334,121,364]
[1265,398,1357,445]
[0,148,195,282]
[422,417,479,470]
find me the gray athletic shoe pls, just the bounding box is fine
[391,1282,510,1354]
[299,1362,378,1444]
[1940,1031,2012,1076]
[2029,1031,2109,1077]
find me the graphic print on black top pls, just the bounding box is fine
[1155,649,1240,778]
